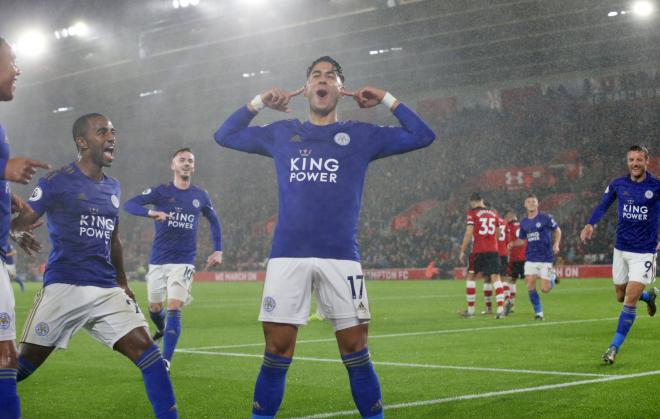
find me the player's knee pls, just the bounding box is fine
[167,299,184,311]
[616,295,625,303]
[149,302,163,313]
[0,341,18,368]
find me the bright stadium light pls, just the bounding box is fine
[632,1,654,17]
[14,30,48,58]
[69,22,90,37]
[608,11,619,17]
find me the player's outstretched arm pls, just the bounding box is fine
[202,196,222,263]
[111,226,135,301]
[2,156,50,184]
[9,230,42,256]
[123,190,172,221]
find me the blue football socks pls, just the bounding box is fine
[162,309,181,362]
[342,348,383,419]
[252,352,292,419]
[134,345,177,419]
[610,305,637,350]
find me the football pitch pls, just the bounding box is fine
[12,278,660,418]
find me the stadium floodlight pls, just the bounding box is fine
[69,22,90,38]
[180,0,191,7]
[14,30,48,58]
[190,0,200,5]
[632,0,654,17]
[608,11,619,17]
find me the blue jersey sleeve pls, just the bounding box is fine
[587,181,617,225]
[214,106,274,157]
[123,187,159,218]
[518,223,526,239]
[368,103,436,161]
[547,214,559,230]
[201,191,222,251]
[27,177,53,216]
[0,125,8,180]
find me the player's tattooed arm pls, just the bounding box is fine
[10,207,44,256]
[111,226,135,301]
[459,225,473,264]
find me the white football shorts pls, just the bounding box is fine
[524,261,553,280]
[6,263,16,280]
[20,283,147,349]
[0,263,16,341]
[146,264,195,304]
[259,258,371,331]
[613,248,657,286]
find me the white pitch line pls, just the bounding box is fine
[175,349,612,378]
[288,369,660,419]
[180,316,618,351]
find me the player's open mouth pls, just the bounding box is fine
[103,146,115,160]
[316,89,328,98]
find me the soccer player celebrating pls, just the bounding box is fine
[124,147,223,370]
[581,145,659,364]
[505,210,526,313]
[12,114,178,418]
[0,36,51,419]
[510,194,561,320]
[215,56,435,419]
[458,194,506,319]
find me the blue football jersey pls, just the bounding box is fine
[587,173,660,253]
[0,124,12,262]
[215,103,436,261]
[123,182,222,265]
[28,162,121,288]
[518,212,558,263]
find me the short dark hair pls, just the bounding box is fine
[526,193,538,199]
[172,147,193,158]
[469,192,482,202]
[628,144,649,158]
[306,56,344,83]
[72,113,105,150]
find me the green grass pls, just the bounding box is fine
[12,278,660,418]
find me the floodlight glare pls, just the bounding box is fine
[190,0,200,5]
[172,0,180,8]
[607,11,619,17]
[180,0,190,7]
[14,30,48,58]
[632,1,654,16]
[70,22,90,38]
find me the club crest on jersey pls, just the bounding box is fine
[192,199,200,208]
[535,222,541,228]
[334,132,350,146]
[111,195,120,208]
[89,207,99,215]
[78,193,88,201]
[29,186,43,202]
[141,188,152,195]
[645,190,654,199]
[290,134,301,142]
[299,148,312,157]
[0,312,10,329]
[262,296,276,312]
[35,322,49,336]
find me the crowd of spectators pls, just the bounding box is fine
[14,70,659,279]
